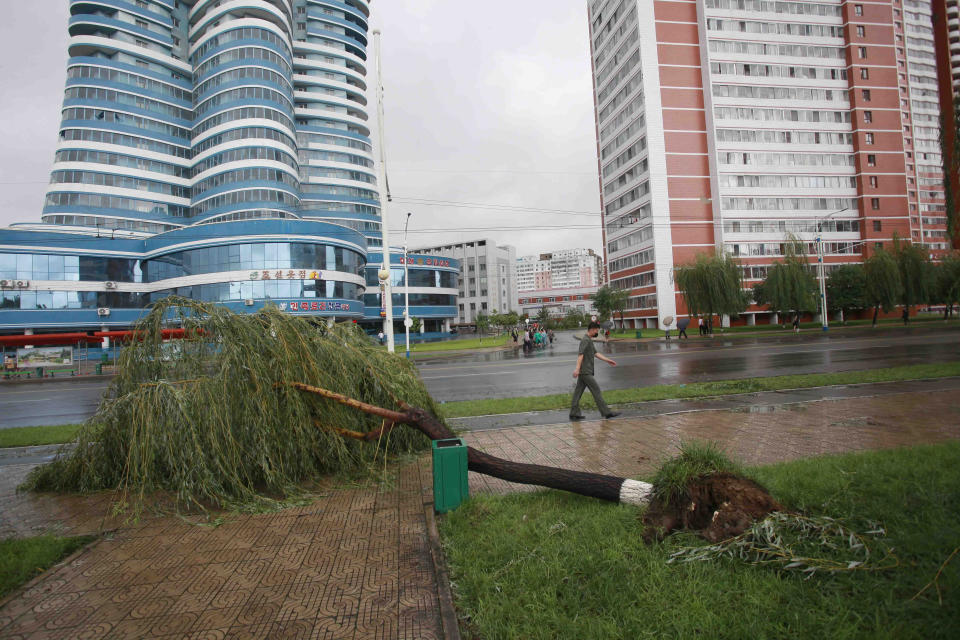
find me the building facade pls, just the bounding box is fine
[1,0,457,335]
[413,239,518,324]
[516,248,603,291]
[932,0,960,249]
[518,286,599,319]
[588,0,949,327]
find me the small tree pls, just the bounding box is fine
[892,236,931,320]
[536,305,551,328]
[755,238,817,323]
[825,264,867,323]
[590,285,616,323]
[411,317,422,333]
[863,249,903,326]
[931,252,960,318]
[561,308,589,329]
[674,250,749,334]
[475,312,489,342]
[610,287,630,329]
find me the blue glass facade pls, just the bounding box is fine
[0,0,459,335]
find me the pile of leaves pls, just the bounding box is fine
[23,298,438,514]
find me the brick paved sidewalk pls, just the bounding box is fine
[1,388,958,639]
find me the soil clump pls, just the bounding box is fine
[642,472,784,543]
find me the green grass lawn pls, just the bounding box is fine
[440,442,960,639]
[0,535,94,598]
[0,424,82,449]
[410,334,509,353]
[439,361,960,418]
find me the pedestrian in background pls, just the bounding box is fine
[698,317,705,336]
[793,312,801,333]
[570,322,619,421]
[677,318,689,339]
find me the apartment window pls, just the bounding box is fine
[135,40,148,48]
[865,133,874,144]
[867,154,876,166]
[864,111,873,123]
[875,242,883,250]
[873,220,882,231]
[136,0,148,7]
[870,176,878,188]
[860,68,869,80]
[855,4,863,15]
[862,89,871,101]
[871,198,881,210]
[857,26,865,37]
[858,47,867,58]
[136,20,149,29]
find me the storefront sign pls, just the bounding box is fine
[403,257,451,268]
[16,347,72,368]
[278,301,351,312]
[248,270,322,281]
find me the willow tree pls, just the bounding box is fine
[674,250,749,333]
[863,248,903,327]
[892,236,931,321]
[753,238,817,324]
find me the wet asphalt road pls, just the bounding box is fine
[0,325,957,428]
[417,325,960,402]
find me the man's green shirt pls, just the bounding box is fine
[578,334,596,375]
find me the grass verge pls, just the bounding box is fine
[410,334,509,353]
[0,424,82,449]
[440,442,960,639]
[0,535,95,599]
[439,361,960,418]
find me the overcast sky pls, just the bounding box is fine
[0,1,603,258]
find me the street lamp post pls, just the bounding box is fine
[403,212,412,359]
[373,30,394,352]
[814,208,849,332]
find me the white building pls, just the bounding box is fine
[517,249,603,291]
[413,239,518,324]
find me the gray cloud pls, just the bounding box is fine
[0,1,602,257]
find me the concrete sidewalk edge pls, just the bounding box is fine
[422,499,463,640]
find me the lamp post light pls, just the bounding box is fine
[403,212,412,359]
[814,208,849,332]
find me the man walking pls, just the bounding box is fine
[570,321,620,421]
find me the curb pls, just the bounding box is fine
[0,443,73,461]
[422,499,462,640]
[0,373,115,386]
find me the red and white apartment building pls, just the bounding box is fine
[516,248,604,318]
[589,0,952,328]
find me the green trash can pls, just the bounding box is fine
[35,367,44,378]
[100,352,109,364]
[95,363,102,375]
[635,330,642,338]
[432,438,469,513]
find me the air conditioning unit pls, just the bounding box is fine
[244,299,255,306]
[16,280,29,288]
[97,308,111,317]
[0,280,10,288]
[104,281,118,290]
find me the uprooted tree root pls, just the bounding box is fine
[641,472,784,543]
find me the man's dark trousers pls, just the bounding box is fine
[570,374,610,417]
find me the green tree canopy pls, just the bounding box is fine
[863,248,903,326]
[892,236,931,309]
[931,252,960,316]
[754,238,817,318]
[825,264,867,322]
[590,285,616,322]
[674,250,749,333]
[536,305,551,327]
[475,312,490,341]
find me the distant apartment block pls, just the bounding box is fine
[588,0,949,328]
[516,248,603,291]
[413,239,518,324]
[932,0,960,249]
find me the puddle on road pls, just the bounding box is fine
[734,403,810,414]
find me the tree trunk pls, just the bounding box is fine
[294,384,654,506]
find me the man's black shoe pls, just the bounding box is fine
[569,415,585,421]
[603,412,621,419]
